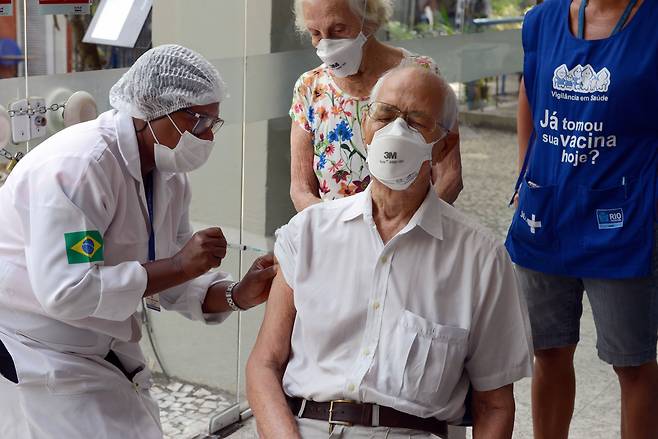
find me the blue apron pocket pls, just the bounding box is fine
[510,179,557,248]
[578,178,647,252]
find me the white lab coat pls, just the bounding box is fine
[0,110,231,439]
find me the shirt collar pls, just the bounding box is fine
[339,185,373,222]
[115,110,142,183]
[410,186,444,240]
[339,184,444,241]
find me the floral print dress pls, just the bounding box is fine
[290,49,440,201]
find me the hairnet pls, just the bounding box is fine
[109,44,228,121]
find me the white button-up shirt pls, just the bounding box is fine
[275,186,532,422]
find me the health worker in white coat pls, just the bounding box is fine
[0,44,276,439]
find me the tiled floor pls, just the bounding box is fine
[151,375,233,438]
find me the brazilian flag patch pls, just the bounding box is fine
[64,231,104,264]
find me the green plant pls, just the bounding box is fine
[490,0,535,30]
[387,12,456,42]
[387,21,418,41]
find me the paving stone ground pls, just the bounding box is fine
[151,374,234,438]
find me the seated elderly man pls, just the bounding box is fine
[247,66,532,439]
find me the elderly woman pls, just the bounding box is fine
[289,0,462,211]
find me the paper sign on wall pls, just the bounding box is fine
[0,0,12,17]
[38,0,90,15]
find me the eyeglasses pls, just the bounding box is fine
[366,102,449,139]
[180,109,225,136]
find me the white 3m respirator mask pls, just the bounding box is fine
[315,0,369,78]
[148,115,215,173]
[366,118,434,191]
[316,32,368,78]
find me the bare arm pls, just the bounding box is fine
[433,124,463,204]
[246,271,300,439]
[472,384,515,439]
[517,79,533,174]
[513,79,534,207]
[290,122,322,212]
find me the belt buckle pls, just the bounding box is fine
[328,399,354,433]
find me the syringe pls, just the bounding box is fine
[227,243,269,254]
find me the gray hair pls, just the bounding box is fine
[369,66,459,130]
[294,0,393,34]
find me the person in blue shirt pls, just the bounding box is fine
[507,0,658,438]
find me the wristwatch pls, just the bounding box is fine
[225,282,247,312]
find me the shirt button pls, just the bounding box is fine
[347,383,356,392]
[363,348,370,356]
[372,301,380,310]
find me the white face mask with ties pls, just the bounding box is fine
[147,115,214,173]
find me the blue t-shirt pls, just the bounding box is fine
[505,0,658,279]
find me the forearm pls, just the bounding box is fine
[434,149,463,204]
[435,166,463,204]
[201,280,237,314]
[472,406,514,439]
[517,129,531,174]
[472,386,515,439]
[290,123,321,213]
[291,187,322,212]
[247,362,300,439]
[142,257,193,297]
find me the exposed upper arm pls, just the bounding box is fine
[290,123,318,192]
[248,269,297,372]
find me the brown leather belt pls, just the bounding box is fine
[286,396,447,437]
